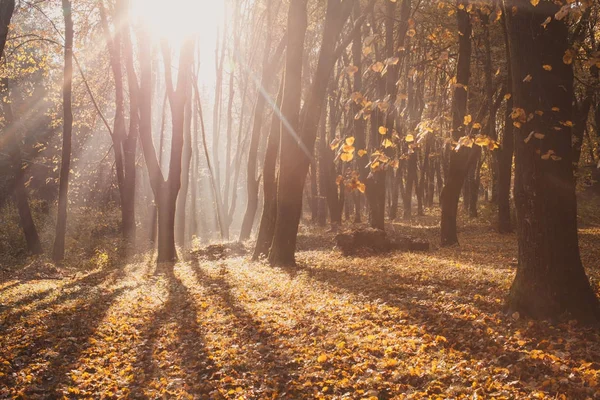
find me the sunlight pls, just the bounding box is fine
[130,0,224,48]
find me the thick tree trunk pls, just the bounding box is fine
[0,0,14,58]
[268,0,309,266]
[269,0,353,265]
[504,0,600,321]
[440,0,471,247]
[253,80,283,260]
[53,0,74,262]
[175,90,193,247]
[157,193,177,262]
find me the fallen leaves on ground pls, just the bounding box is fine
[1,214,600,399]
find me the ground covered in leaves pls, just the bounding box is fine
[1,211,600,399]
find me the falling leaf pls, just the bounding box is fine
[358,149,368,157]
[542,64,552,71]
[472,123,482,130]
[340,152,354,162]
[530,0,539,6]
[463,114,472,125]
[541,17,551,28]
[330,138,341,150]
[382,138,393,148]
[379,126,388,135]
[523,74,533,83]
[345,137,355,146]
[345,65,359,76]
[405,134,415,142]
[504,93,512,101]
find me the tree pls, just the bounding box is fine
[137,24,194,261]
[52,0,74,262]
[504,0,600,321]
[440,0,472,247]
[269,0,354,266]
[0,0,15,58]
[1,78,43,255]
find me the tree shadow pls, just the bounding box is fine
[300,263,600,397]
[128,261,216,398]
[2,283,132,397]
[189,258,303,397]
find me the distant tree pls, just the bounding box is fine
[52,0,74,262]
[504,0,600,321]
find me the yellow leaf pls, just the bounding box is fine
[317,354,328,363]
[463,114,472,125]
[541,16,551,29]
[530,0,539,6]
[358,149,368,157]
[341,152,354,162]
[371,62,385,73]
[345,136,355,146]
[504,93,512,101]
[407,28,416,37]
[378,126,388,135]
[345,65,359,76]
[472,122,482,130]
[405,134,415,142]
[523,74,533,83]
[330,138,341,150]
[563,49,574,65]
[560,120,574,127]
[336,175,344,185]
[382,138,393,148]
[343,145,355,153]
[357,182,366,193]
[551,107,560,112]
[534,132,545,139]
[542,64,552,71]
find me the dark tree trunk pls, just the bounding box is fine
[53,0,74,262]
[269,0,353,266]
[440,0,472,247]
[352,0,366,223]
[0,0,15,59]
[1,78,43,255]
[253,80,284,260]
[504,0,600,322]
[498,11,514,233]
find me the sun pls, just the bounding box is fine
[130,0,225,48]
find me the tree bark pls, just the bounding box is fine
[253,79,284,260]
[504,0,600,322]
[1,78,43,255]
[52,0,74,262]
[0,0,15,59]
[440,0,472,247]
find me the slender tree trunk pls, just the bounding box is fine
[52,0,74,262]
[239,28,285,241]
[440,0,472,246]
[1,78,42,255]
[504,0,600,321]
[175,87,193,247]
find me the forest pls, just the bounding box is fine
[1,0,600,398]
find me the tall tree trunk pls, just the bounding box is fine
[175,87,193,247]
[498,12,514,234]
[267,0,309,266]
[253,80,283,260]
[440,0,472,246]
[239,34,285,240]
[1,78,43,255]
[504,0,600,321]
[52,0,74,262]
[269,0,354,265]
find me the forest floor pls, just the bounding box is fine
[1,203,600,399]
